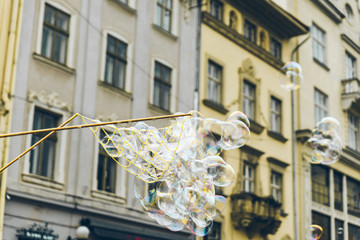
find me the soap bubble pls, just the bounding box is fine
[310,225,323,240]
[94,111,251,236]
[280,62,303,90]
[306,117,342,165]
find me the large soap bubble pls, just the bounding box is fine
[280,62,303,90]
[309,224,323,240]
[305,117,342,165]
[123,111,250,236]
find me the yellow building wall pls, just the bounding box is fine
[0,0,23,239]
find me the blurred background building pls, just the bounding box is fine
[1,0,360,240]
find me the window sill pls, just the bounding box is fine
[313,57,330,71]
[22,173,64,190]
[148,103,172,115]
[249,119,264,134]
[267,130,288,143]
[33,52,75,74]
[109,0,137,15]
[152,24,178,41]
[202,99,229,115]
[91,190,126,204]
[98,80,132,100]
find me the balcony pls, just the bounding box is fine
[341,78,360,110]
[230,192,282,238]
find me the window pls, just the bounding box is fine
[312,24,326,64]
[29,108,60,178]
[41,3,70,64]
[314,89,328,124]
[347,177,360,217]
[335,219,344,240]
[242,80,255,120]
[210,0,223,21]
[244,20,256,43]
[207,60,222,104]
[270,96,281,133]
[271,171,282,203]
[155,0,172,32]
[312,211,330,240]
[204,222,221,240]
[311,165,329,206]
[243,163,254,193]
[349,224,360,240]
[104,35,127,90]
[97,132,117,193]
[345,4,354,23]
[270,38,281,59]
[348,112,359,150]
[334,171,343,211]
[153,61,172,111]
[345,51,357,79]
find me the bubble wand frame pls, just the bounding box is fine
[0,112,192,173]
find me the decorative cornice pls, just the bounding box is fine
[240,144,265,157]
[249,119,265,134]
[28,90,70,111]
[295,129,312,143]
[310,0,345,23]
[339,146,360,170]
[202,12,285,71]
[341,34,360,54]
[202,99,229,114]
[267,130,288,143]
[267,157,289,168]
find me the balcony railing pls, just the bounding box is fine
[341,78,360,110]
[230,192,282,238]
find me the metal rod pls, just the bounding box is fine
[0,113,79,173]
[0,113,192,139]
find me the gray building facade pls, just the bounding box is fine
[3,0,197,239]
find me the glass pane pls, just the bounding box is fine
[41,27,53,59]
[155,63,161,79]
[56,12,69,31]
[312,211,330,240]
[106,157,116,193]
[163,10,171,31]
[154,81,161,107]
[335,219,344,240]
[156,5,162,27]
[161,84,170,110]
[107,36,116,54]
[116,42,127,58]
[105,56,114,84]
[164,0,172,8]
[44,5,56,25]
[97,155,105,190]
[54,33,67,64]
[115,60,126,89]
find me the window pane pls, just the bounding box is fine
[41,27,53,59]
[335,219,344,240]
[311,165,329,206]
[153,62,171,111]
[347,177,360,217]
[56,12,69,31]
[349,224,360,240]
[334,171,343,211]
[29,109,60,179]
[312,211,330,240]
[105,56,114,84]
[54,33,67,64]
[44,5,56,25]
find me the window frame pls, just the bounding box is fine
[345,51,357,79]
[270,96,282,133]
[100,31,133,93]
[242,80,256,120]
[314,88,328,124]
[270,171,282,203]
[155,0,173,32]
[312,24,327,65]
[104,34,128,90]
[244,19,257,44]
[347,177,360,217]
[348,112,359,151]
[311,164,330,206]
[243,163,255,193]
[149,59,176,113]
[35,1,76,68]
[270,37,282,59]
[209,0,224,21]
[207,60,223,105]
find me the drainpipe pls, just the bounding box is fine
[291,35,310,240]
[194,0,202,111]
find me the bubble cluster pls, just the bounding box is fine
[101,111,251,236]
[280,62,303,90]
[306,117,342,165]
[309,224,323,240]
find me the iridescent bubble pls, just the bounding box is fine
[225,111,250,128]
[306,117,342,165]
[280,62,303,90]
[310,224,323,240]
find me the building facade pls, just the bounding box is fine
[2,0,198,239]
[198,0,307,239]
[290,0,360,239]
